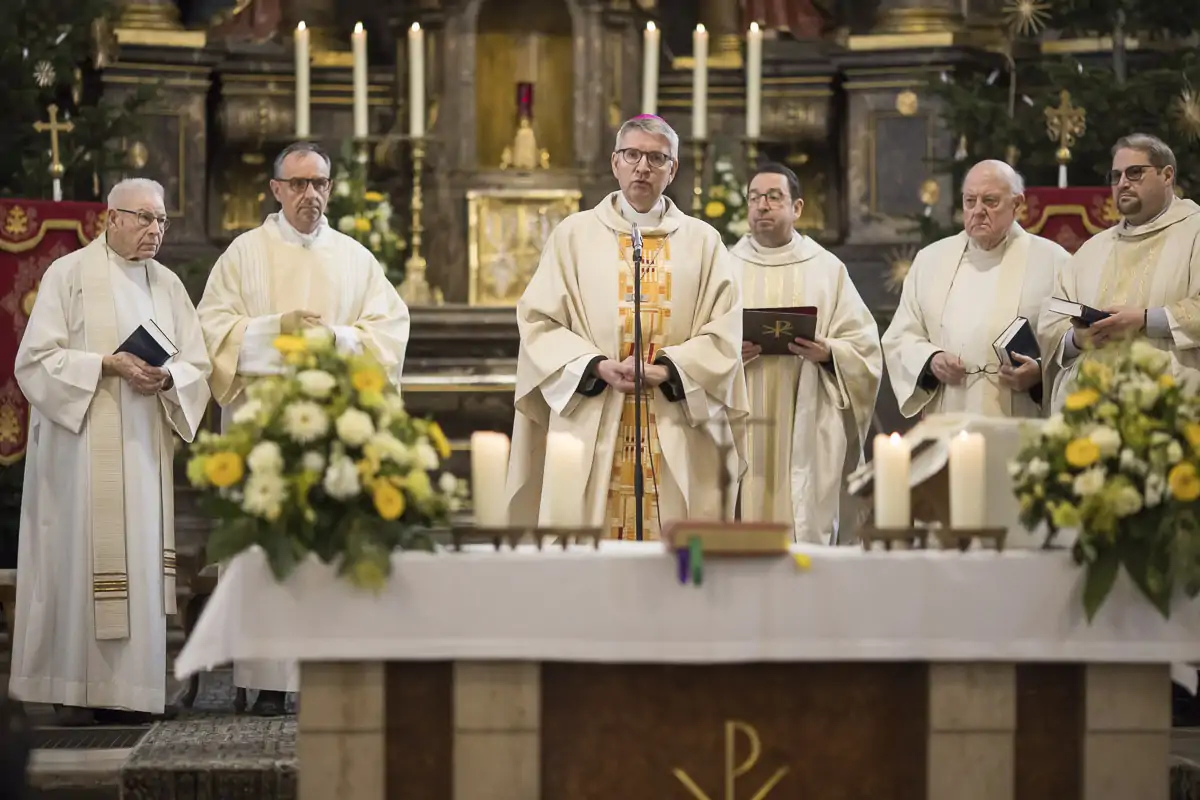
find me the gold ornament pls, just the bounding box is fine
[1045,90,1086,165]
[33,60,56,88]
[1171,88,1200,143]
[1005,144,1020,166]
[895,90,919,116]
[918,179,940,207]
[886,245,918,295]
[1003,0,1050,37]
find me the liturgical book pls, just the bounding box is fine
[992,316,1040,367]
[743,306,818,355]
[1047,297,1111,327]
[115,319,178,367]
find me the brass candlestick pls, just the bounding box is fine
[691,139,707,215]
[397,136,443,305]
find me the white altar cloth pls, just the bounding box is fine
[175,541,1200,679]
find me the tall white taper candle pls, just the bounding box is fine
[408,23,425,138]
[746,22,762,139]
[641,22,660,115]
[692,24,708,140]
[352,22,368,139]
[294,21,310,139]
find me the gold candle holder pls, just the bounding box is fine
[397,136,443,305]
[691,139,707,215]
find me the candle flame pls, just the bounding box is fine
[411,22,420,32]
[354,21,363,33]
[297,20,306,30]
[750,21,760,32]
[647,21,656,32]
[696,23,706,33]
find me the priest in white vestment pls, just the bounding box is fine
[506,115,749,538]
[196,142,410,715]
[883,160,1070,419]
[731,163,882,544]
[10,179,211,725]
[1041,134,1200,407]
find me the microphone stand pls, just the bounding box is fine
[631,223,645,542]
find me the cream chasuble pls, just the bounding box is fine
[730,232,882,544]
[506,192,749,539]
[10,236,211,713]
[882,223,1069,419]
[1042,198,1200,408]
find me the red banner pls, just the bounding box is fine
[1018,186,1118,253]
[0,200,108,464]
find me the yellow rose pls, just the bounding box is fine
[364,191,385,203]
[204,452,244,488]
[351,368,386,394]
[1168,462,1200,502]
[273,335,308,355]
[1184,422,1200,451]
[372,482,406,520]
[704,200,726,218]
[427,422,451,460]
[1064,388,1100,411]
[1065,437,1101,468]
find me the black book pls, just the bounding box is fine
[1047,297,1111,327]
[743,306,818,355]
[992,316,1041,368]
[115,320,178,367]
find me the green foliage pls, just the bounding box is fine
[1046,0,1194,38]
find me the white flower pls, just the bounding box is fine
[232,399,262,425]
[338,214,355,232]
[242,472,286,520]
[1130,340,1170,373]
[368,431,411,466]
[302,451,326,474]
[728,217,750,236]
[296,369,337,399]
[302,326,334,349]
[369,231,382,249]
[715,157,733,172]
[247,441,283,474]
[1146,472,1166,507]
[1027,458,1050,479]
[335,180,351,198]
[1112,484,1143,517]
[376,200,393,220]
[323,456,361,499]
[727,192,742,208]
[1007,460,1023,479]
[1119,448,1148,476]
[1088,426,1121,458]
[416,439,439,470]
[1167,440,1184,464]
[438,472,457,494]
[283,401,330,444]
[1073,467,1106,497]
[335,408,375,447]
[1043,414,1071,439]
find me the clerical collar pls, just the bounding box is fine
[748,233,796,256]
[274,211,327,248]
[616,193,666,229]
[1122,194,1173,233]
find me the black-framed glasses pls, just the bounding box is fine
[615,148,673,170]
[747,189,790,208]
[964,365,1000,376]
[115,208,170,231]
[275,177,332,193]
[1106,164,1160,185]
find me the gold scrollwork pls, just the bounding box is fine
[672,720,789,800]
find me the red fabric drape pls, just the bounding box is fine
[743,0,825,38]
[1018,186,1118,254]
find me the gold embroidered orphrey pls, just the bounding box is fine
[672,720,789,800]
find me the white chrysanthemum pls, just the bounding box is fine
[1167,440,1184,464]
[335,408,375,447]
[302,451,326,474]
[727,217,750,236]
[1027,458,1050,479]
[1118,448,1149,476]
[338,214,355,232]
[323,456,361,499]
[283,401,330,444]
[416,439,439,470]
[302,326,334,349]
[335,180,351,198]
[1043,414,1071,439]
[1146,472,1166,507]
[247,441,283,474]
[242,472,286,521]
[232,399,263,425]
[296,369,337,399]
[1073,468,1106,497]
[1130,340,1170,373]
[369,231,382,249]
[1112,484,1143,517]
[368,431,411,465]
[1007,460,1023,479]
[438,472,457,494]
[1088,426,1121,458]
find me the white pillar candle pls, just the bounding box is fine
[873,433,911,528]
[352,22,368,139]
[746,22,762,139]
[949,431,986,529]
[543,432,585,528]
[692,24,708,140]
[294,21,310,139]
[1058,163,1068,188]
[408,22,425,138]
[470,432,510,528]
[641,22,660,115]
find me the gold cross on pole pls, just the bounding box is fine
[1044,89,1086,166]
[33,104,75,181]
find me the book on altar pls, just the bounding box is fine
[661,519,791,554]
[743,306,817,355]
[991,316,1040,368]
[115,319,177,367]
[1046,297,1110,327]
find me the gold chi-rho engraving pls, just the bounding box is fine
[762,321,792,339]
[673,720,789,799]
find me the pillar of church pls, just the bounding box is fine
[870,0,963,35]
[117,0,186,30]
[698,0,742,66]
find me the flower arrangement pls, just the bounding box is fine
[1010,339,1200,620]
[325,150,406,282]
[186,329,465,590]
[701,156,749,246]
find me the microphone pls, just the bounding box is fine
[630,223,645,541]
[631,222,643,261]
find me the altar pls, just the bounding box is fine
[174,541,1197,800]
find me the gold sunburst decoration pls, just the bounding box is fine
[1170,87,1200,143]
[1003,0,1051,37]
[886,245,919,295]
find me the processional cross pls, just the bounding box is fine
[1044,90,1086,188]
[33,104,75,202]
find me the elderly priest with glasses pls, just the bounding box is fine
[196,141,410,716]
[506,114,749,540]
[10,179,212,725]
[882,159,1070,419]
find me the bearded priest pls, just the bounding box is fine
[196,141,410,716]
[882,160,1070,419]
[506,115,749,539]
[731,163,882,544]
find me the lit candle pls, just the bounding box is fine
[543,432,585,528]
[692,24,708,140]
[949,431,986,529]
[408,23,425,138]
[352,22,368,139]
[873,433,911,529]
[642,22,660,115]
[746,22,762,140]
[294,21,310,139]
[470,432,510,528]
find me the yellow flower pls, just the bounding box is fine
[1051,502,1081,529]
[372,482,406,521]
[1184,422,1200,451]
[427,422,451,460]
[1064,388,1100,411]
[186,456,210,487]
[364,191,385,203]
[273,335,308,355]
[350,559,387,591]
[358,390,383,409]
[1159,374,1176,390]
[1080,360,1113,388]
[704,200,726,218]
[1168,462,1200,502]
[357,457,379,481]
[354,216,371,233]
[1065,437,1101,468]
[351,367,386,394]
[792,553,811,571]
[204,452,244,488]
[710,185,727,200]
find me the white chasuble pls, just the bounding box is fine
[882,223,1069,419]
[730,233,882,544]
[10,236,211,713]
[1042,198,1200,409]
[506,192,749,537]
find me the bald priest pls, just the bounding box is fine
[506,115,749,539]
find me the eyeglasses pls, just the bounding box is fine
[275,177,332,193]
[115,208,170,231]
[1106,164,1160,185]
[615,148,673,170]
[747,189,790,208]
[964,365,1000,375]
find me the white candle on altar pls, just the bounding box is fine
[641,22,660,115]
[746,22,762,139]
[294,21,310,139]
[408,23,425,138]
[949,431,986,529]
[692,24,708,140]
[352,22,368,139]
[543,432,585,528]
[873,433,910,528]
[470,432,510,528]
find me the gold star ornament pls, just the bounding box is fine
[1171,88,1200,143]
[1003,0,1050,37]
